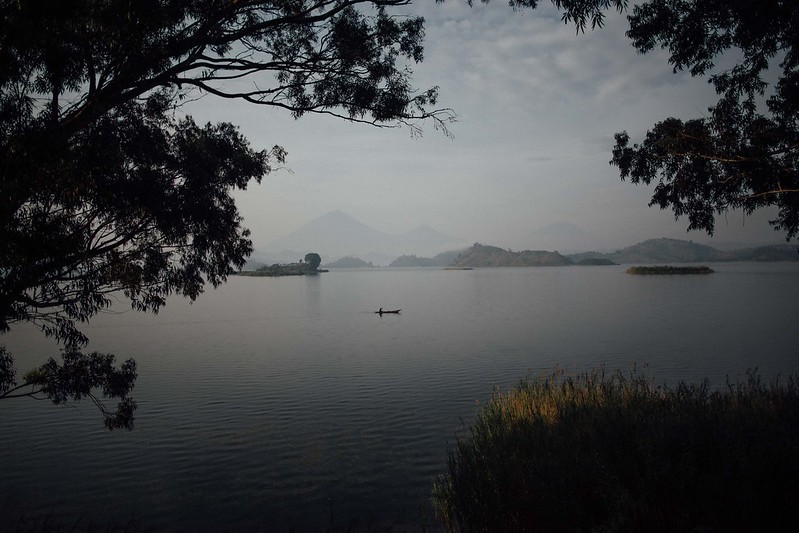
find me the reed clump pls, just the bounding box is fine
[433,368,799,532]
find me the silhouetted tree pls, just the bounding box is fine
[304,253,322,271]
[1,0,719,429]
[0,346,137,430]
[0,0,455,428]
[501,0,797,239]
[607,1,799,239]
[501,0,627,32]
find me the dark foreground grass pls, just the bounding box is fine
[8,512,153,533]
[432,369,799,532]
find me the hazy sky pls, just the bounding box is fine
[185,1,785,252]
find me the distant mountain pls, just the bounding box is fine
[451,244,573,268]
[253,220,797,270]
[569,238,799,264]
[389,250,464,267]
[444,239,798,268]
[613,238,727,263]
[393,225,459,251]
[323,256,374,268]
[262,211,463,265]
[731,244,799,261]
[574,257,617,266]
[524,222,609,253]
[266,211,389,256]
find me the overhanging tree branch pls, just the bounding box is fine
[610,1,798,239]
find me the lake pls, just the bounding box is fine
[2,264,798,531]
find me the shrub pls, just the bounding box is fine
[433,369,799,532]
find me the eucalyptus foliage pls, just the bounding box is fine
[0,0,454,428]
[611,1,799,239]
[0,0,453,345]
[0,0,644,429]
[4,0,793,431]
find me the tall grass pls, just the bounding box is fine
[433,368,799,532]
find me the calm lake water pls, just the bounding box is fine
[2,264,799,531]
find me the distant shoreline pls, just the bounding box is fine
[250,238,798,269]
[237,269,328,277]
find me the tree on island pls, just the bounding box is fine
[245,253,323,275]
[304,253,322,272]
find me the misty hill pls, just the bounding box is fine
[451,244,573,268]
[323,256,374,268]
[263,211,463,263]
[569,238,799,264]
[389,250,464,267]
[725,243,799,261]
[612,238,727,263]
[393,225,460,251]
[525,222,610,253]
[575,257,617,266]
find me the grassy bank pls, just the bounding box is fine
[433,369,799,532]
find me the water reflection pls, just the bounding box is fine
[1,264,798,529]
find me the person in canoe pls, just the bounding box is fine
[377,307,400,315]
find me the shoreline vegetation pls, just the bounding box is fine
[433,369,799,532]
[237,265,329,277]
[626,265,715,275]
[237,253,327,277]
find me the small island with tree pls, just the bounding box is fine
[238,253,328,277]
[626,265,715,275]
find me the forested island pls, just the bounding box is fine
[450,244,573,267]
[442,244,616,267]
[250,238,797,272]
[626,265,715,275]
[383,239,797,268]
[572,238,799,264]
[237,253,327,277]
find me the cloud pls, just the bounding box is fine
[186,2,781,249]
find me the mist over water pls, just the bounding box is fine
[2,264,798,530]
